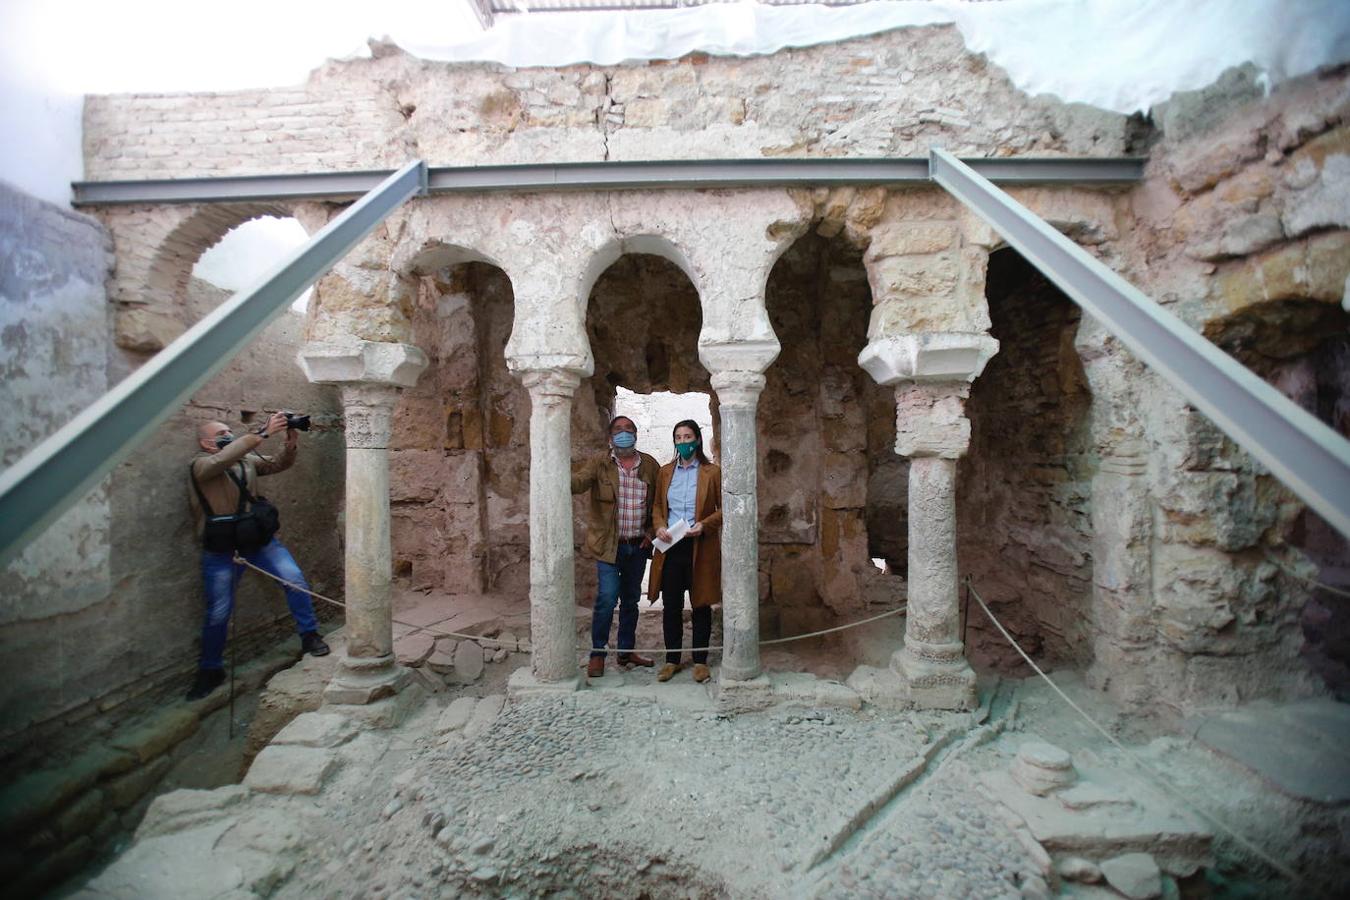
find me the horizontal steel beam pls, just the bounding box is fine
[930,147,1350,538]
[0,160,428,569]
[72,156,1145,206]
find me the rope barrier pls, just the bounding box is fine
[1264,552,1350,599]
[965,578,1300,885]
[232,554,906,656]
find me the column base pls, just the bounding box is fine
[892,646,977,711]
[845,665,912,710]
[508,667,583,700]
[715,674,773,715]
[323,653,409,706]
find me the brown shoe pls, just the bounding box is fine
[657,663,683,683]
[617,653,654,668]
[692,664,711,684]
[586,657,604,679]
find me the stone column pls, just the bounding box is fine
[511,367,586,695]
[892,382,976,709]
[300,339,428,705]
[710,369,768,684]
[851,333,998,710]
[702,341,779,709]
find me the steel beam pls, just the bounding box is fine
[73,156,1144,206]
[0,160,428,569]
[930,147,1350,538]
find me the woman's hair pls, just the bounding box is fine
[671,419,712,465]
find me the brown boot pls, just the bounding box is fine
[617,653,654,668]
[586,656,604,679]
[657,662,683,683]
[692,663,711,684]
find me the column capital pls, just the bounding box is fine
[699,338,780,380]
[710,370,767,409]
[895,382,972,459]
[341,383,401,450]
[518,367,584,399]
[299,338,428,388]
[858,332,998,386]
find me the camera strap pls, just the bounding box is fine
[189,460,248,518]
[226,463,258,510]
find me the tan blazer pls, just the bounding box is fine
[648,460,722,608]
[188,433,295,538]
[570,451,661,564]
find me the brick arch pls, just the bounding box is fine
[99,201,301,353]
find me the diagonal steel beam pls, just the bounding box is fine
[0,160,427,569]
[930,147,1350,538]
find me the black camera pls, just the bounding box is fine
[284,413,311,432]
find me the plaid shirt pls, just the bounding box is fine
[612,451,647,539]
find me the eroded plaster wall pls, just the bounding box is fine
[0,181,114,747]
[0,182,343,766]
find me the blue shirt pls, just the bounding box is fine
[667,458,699,528]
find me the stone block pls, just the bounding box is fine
[435,696,479,735]
[0,761,104,838]
[1101,853,1163,900]
[864,221,958,259]
[394,632,436,667]
[137,786,249,840]
[1010,741,1077,796]
[866,251,960,300]
[53,788,105,841]
[507,667,582,698]
[452,640,486,683]
[464,694,506,739]
[427,638,458,673]
[111,707,200,764]
[244,746,338,795]
[272,712,359,748]
[114,306,185,353]
[104,754,174,811]
[821,452,867,508]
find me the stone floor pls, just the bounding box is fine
[59,594,1350,900]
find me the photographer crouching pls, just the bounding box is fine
[186,410,329,701]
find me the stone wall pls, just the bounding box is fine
[760,233,903,636]
[74,24,1350,716]
[958,248,1094,672]
[83,26,1140,182]
[391,262,529,597]
[1082,65,1350,713]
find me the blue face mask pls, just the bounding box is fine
[612,431,637,450]
[215,434,234,450]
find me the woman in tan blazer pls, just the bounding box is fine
[648,419,722,683]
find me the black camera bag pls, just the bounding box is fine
[227,468,281,554]
[189,461,281,554]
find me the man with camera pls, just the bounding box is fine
[186,410,329,701]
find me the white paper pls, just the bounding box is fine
[653,518,689,554]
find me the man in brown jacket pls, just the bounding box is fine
[186,411,328,701]
[571,415,660,678]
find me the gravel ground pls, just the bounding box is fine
[267,691,1037,899]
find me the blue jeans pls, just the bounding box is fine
[199,538,318,671]
[591,542,649,659]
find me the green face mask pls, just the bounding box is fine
[675,441,697,460]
